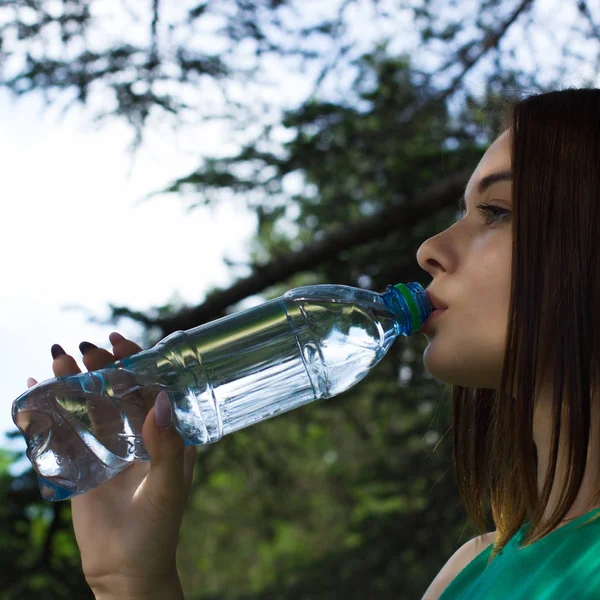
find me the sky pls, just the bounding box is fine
[0,0,408,476]
[2,0,597,479]
[0,90,260,474]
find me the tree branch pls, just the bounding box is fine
[149,0,160,70]
[133,167,471,335]
[410,0,536,121]
[577,0,600,40]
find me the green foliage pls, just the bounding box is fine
[0,38,491,600]
[174,342,469,599]
[0,452,92,598]
[2,0,592,597]
[157,52,488,592]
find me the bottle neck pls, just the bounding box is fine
[381,283,433,336]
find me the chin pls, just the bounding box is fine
[422,349,501,389]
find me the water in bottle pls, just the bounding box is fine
[12,282,434,500]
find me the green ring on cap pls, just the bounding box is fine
[394,283,421,333]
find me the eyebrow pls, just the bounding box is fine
[458,170,513,214]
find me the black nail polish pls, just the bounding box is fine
[51,344,66,360]
[79,341,98,355]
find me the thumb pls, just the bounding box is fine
[140,390,187,507]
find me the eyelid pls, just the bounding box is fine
[487,198,512,209]
[459,199,511,217]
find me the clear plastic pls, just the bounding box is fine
[12,282,433,501]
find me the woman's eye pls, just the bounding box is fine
[476,203,511,225]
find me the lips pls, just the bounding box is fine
[426,290,448,311]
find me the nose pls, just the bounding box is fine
[417,234,444,277]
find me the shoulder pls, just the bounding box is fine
[421,530,497,600]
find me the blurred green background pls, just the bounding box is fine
[1,1,600,598]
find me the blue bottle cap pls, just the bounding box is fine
[393,283,421,333]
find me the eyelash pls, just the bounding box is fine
[475,203,511,224]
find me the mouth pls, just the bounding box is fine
[426,290,449,311]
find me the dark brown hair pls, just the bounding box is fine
[451,87,600,563]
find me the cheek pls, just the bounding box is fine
[420,244,511,389]
[472,240,512,321]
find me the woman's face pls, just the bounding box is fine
[416,130,513,389]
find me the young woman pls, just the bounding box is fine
[419,87,600,598]
[27,88,600,599]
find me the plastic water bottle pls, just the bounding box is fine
[13,282,433,501]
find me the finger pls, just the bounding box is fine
[52,342,121,452]
[108,332,151,437]
[78,343,132,450]
[109,331,143,360]
[139,393,188,512]
[51,344,82,377]
[50,344,115,450]
[27,377,38,388]
[79,343,118,373]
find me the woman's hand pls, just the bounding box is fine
[27,332,197,599]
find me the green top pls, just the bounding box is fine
[440,506,600,599]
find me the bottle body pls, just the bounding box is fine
[12,283,432,501]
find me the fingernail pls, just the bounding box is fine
[79,341,97,355]
[155,391,172,431]
[109,332,126,344]
[51,344,66,360]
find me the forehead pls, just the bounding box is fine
[465,130,512,196]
